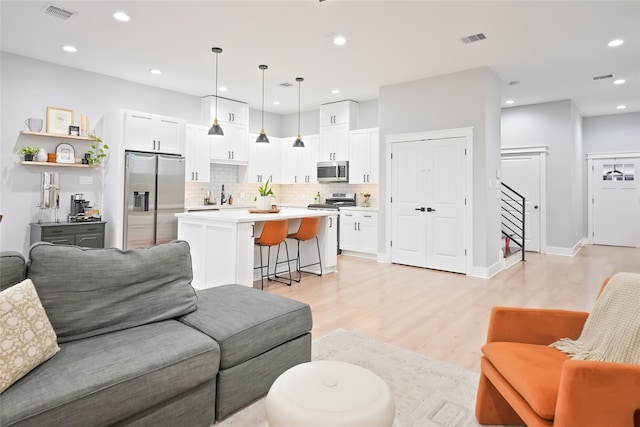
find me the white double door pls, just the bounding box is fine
[391,137,467,274]
[590,157,640,247]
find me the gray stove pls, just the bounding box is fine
[307,193,356,254]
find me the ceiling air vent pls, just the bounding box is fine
[592,74,614,81]
[42,4,76,20]
[278,82,294,88]
[461,33,487,44]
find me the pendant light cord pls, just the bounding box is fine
[297,79,301,136]
[261,68,265,129]
[215,51,219,119]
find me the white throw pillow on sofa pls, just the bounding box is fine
[0,278,60,393]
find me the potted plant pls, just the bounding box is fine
[86,137,109,166]
[256,177,274,210]
[16,146,40,161]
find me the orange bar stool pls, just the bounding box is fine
[254,219,292,289]
[287,217,322,282]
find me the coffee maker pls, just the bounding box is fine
[68,194,92,222]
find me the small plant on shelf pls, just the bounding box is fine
[86,137,109,166]
[16,146,40,161]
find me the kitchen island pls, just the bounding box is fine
[176,208,338,289]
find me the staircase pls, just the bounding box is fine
[500,182,525,262]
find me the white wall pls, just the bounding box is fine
[501,100,584,251]
[0,52,201,253]
[378,67,502,272]
[583,112,640,154]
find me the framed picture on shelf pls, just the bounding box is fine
[55,143,75,164]
[46,106,74,135]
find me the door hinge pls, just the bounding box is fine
[464,148,467,155]
[465,249,467,256]
[592,198,594,204]
[390,240,392,247]
[390,153,393,160]
[464,198,467,206]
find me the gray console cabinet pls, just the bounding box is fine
[30,222,106,248]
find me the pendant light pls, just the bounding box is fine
[208,47,224,137]
[292,77,305,148]
[256,65,270,143]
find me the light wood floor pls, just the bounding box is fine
[261,244,640,373]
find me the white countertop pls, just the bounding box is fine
[339,206,379,212]
[176,207,335,223]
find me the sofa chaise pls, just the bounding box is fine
[0,240,312,426]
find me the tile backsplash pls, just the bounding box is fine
[185,164,378,209]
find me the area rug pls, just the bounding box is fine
[217,328,492,427]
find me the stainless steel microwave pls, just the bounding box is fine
[317,161,348,183]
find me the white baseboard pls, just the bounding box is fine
[340,250,377,260]
[468,257,504,279]
[545,239,586,257]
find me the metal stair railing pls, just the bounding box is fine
[501,182,525,261]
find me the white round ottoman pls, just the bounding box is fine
[265,360,395,427]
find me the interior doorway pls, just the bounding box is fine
[500,147,547,253]
[588,154,640,247]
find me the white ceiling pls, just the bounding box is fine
[1,1,639,117]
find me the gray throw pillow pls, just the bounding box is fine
[27,240,197,343]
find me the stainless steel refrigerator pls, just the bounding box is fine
[123,151,185,249]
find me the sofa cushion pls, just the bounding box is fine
[27,241,197,343]
[0,251,27,291]
[482,341,569,421]
[0,320,220,426]
[180,285,312,369]
[0,279,60,393]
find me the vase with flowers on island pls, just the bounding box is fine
[256,177,275,210]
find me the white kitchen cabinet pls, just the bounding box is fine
[202,96,249,164]
[185,124,211,182]
[349,128,379,184]
[320,100,358,127]
[339,209,378,256]
[244,135,281,183]
[280,135,318,184]
[319,124,349,161]
[318,100,358,162]
[123,110,185,155]
[210,122,249,163]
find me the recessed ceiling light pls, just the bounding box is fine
[613,79,626,85]
[608,39,624,47]
[505,99,515,105]
[113,12,130,22]
[150,69,162,75]
[616,105,627,110]
[272,101,280,105]
[62,45,77,53]
[333,36,346,46]
[219,86,227,92]
[331,89,340,94]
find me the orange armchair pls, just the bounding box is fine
[476,280,640,427]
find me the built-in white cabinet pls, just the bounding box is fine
[244,135,281,184]
[319,101,358,162]
[202,96,249,164]
[320,100,358,126]
[349,128,379,184]
[280,135,318,184]
[185,124,211,183]
[339,209,377,256]
[123,110,185,155]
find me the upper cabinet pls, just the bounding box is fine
[185,124,211,183]
[318,101,359,162]
[201,96,249,164]
[279,135,319,184]
[244,135,282,184]
[349,128,379,184]
[123,110,185,155]
[319,100,359,127]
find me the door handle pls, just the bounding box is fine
[534,205,539,209]
[195,172,198,181]
[426,207,436,212]
[415,207,425,212]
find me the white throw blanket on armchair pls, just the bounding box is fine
[550,272,640,364]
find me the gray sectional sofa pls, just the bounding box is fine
[0,241,313,426]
